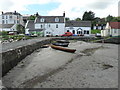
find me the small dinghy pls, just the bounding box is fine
[56,40,70,43]
[40,45,49,48]
[51,45,76,53]
[52,43,69,47]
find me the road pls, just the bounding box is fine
[2,41,118,88]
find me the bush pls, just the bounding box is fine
[0,31,8,36]
[91,29,101,34]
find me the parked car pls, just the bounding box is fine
[30,34,37,37]
[95,33,101,37]
[61,32,73,37]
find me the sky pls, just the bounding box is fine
[0,0,119,19]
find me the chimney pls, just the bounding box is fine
[36,12,39,17]
[63,11,65,17]
[14,11,16,14]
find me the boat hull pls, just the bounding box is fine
[52,43,69,47]
[56,40,70,43]
[51,45,76,53]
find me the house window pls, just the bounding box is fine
[41,25,43,28]
[72,30,75,34]
[56,24,58,28]
[14,20,16,24]
[77,31,81,34]
[40,18,45,22]
[2,20,4,24]
[9,16,12,18]
[87,31,89,34]
[6,16,8,19]
[114,29,117,33]
[2,15,4,19]
[55,17,59,22]
[84,30,86,34]
[67,30,69,32]
[6,20,8,24]
[17,20,19,24]
[77,31,82,34]
[17,16,19,19]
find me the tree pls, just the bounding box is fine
[75,18,81,21]
[65,17,70,21]
[28,15,36,20]
[82,11,95,21]
[0,31,8,36]
[16,24,25,34]
[111,16,120,22]
[106,15,113,22]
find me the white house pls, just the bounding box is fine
[65,21,91,36]
[101,22,120,37]
[25,12,65,36]
[0,11,24,32]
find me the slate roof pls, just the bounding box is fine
[26,20,43,31]
[35,16,65,23]
[2,12,21,16]
[26,20,34,30]
[65,21,91,27]
[0,24,14,28]
[109,22,120,29]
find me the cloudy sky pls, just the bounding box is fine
[0,0,119,19]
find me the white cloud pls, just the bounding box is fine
[0,0,119,19]
[48,0,119,19]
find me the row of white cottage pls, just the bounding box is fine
[25,14,91,36]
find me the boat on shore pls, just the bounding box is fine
[52,43,69,47]
[40,45,49,48]
[51,45,76,53]
[56,40,70,43]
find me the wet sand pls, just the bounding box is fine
[2,41,118,88]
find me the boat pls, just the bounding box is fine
[51,45,76,53]
[52,43,69,47]
[56,40,70,43]
[40,45,49,48]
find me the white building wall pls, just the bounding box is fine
[65,27,91,35]
[111,29,120,36]
[35,23,65,36]
[25,28,29,34]
[0,14,24,25]
[0,28,11,31]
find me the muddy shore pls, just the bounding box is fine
[2,41,118,88]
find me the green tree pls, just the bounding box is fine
[0,31,8,36]
[28,15,36,20]
[106,15,113,22]
[111,16,120,22]
[75,17,81,21]
[82,11,95,21]
[65,17,70,21]
[16,24,25,34]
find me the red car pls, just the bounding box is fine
[61,32,73,37]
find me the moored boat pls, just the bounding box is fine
[51,45,76,53]
[56,40,70,43]
[52,43,69,47]
[40,45,49,48]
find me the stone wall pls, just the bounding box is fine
[2,38,52,76]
